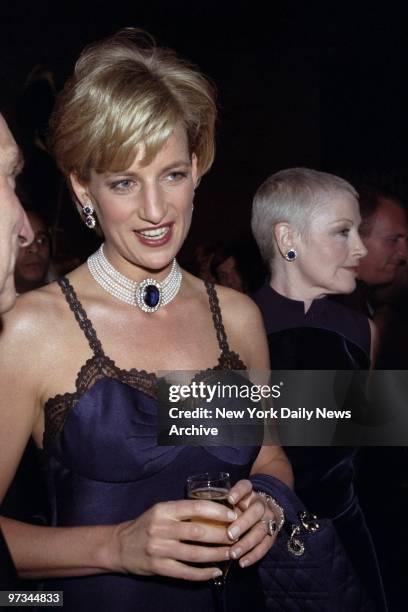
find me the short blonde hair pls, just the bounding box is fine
[252,167,357,267]
[49,29,217,182]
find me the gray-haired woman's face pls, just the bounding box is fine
[293,195,367,295]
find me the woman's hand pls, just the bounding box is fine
[226,479,279,568]
[113,499,236,581]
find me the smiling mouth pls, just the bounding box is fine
[136,226,171,240]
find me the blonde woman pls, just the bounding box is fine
[0,30,291,611]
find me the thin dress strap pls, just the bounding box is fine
[205,281,231,356]
[58,277,104,357]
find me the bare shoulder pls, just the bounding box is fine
[212,284,268,369]
[1,282,66,343]
[0,279,76,384]
[1,264,89,342]
[213,284,264,330]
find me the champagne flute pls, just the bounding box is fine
[186,472,233,612]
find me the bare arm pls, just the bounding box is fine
[0,296,115,579]
[219,288,293,487]
[205,289,293,568]
[0,518,118,579]
[0,293,239,581]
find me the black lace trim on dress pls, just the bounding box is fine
[58,277,104,356]
[43,353,157,451]
[43,278,246,450]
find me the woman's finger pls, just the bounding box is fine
[226,496,265,541]
[172,518,232,545]
[227,479,253,507]
[229,520,274,560]
[161,540,231,564]
[162,499,237,524]
[158,559,224,582]
[236,532,275,568]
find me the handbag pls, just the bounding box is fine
[250,474,376,612]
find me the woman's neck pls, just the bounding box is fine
[102,242,174,284]
[270,269,327,314]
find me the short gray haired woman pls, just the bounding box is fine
[252,167,387,610]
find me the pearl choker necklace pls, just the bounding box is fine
[87,244,182,313]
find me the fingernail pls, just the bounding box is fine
[228,493,237,504]
[227,510,237,521]
[231,547,242,559]
[228,526,240,540]
[239,559,249,568]
[213,569,223,578]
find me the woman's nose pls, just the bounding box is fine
[139,185,167,224]
[354,234,368,259]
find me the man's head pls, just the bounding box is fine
[0,113,33,313]
[14,211,51,293]
[357,186,408,286]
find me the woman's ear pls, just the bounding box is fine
[274,222,296,259]
[69,171,89,214]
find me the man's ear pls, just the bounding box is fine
[273,222,297,258]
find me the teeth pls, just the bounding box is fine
[139,226,169,239]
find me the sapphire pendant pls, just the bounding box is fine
[136,278,163,312]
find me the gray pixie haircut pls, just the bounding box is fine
[251,167,357,267]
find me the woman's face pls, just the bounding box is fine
[294,195,367,295]
[72,124,197,277]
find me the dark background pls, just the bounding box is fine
[1,4,407,608]
[1,1,408,257]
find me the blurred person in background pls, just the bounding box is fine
[210,240,267,294]
[358,186,407,289]
[14,210,51,294]
[342,185,408,320]
[341,185,408,611]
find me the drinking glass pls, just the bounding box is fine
[186,472,233,612]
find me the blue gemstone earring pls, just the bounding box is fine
[83,203,96,229]
[284,248,297,261]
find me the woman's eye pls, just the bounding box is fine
[111,179,134,192]
[166,171,187,182]
[340,228,350,236]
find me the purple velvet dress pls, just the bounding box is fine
[41,278,263,611]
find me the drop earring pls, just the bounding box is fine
[83,203,96,229]
[284,248,297,261]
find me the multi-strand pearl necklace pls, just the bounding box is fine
[87,244,182,313]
